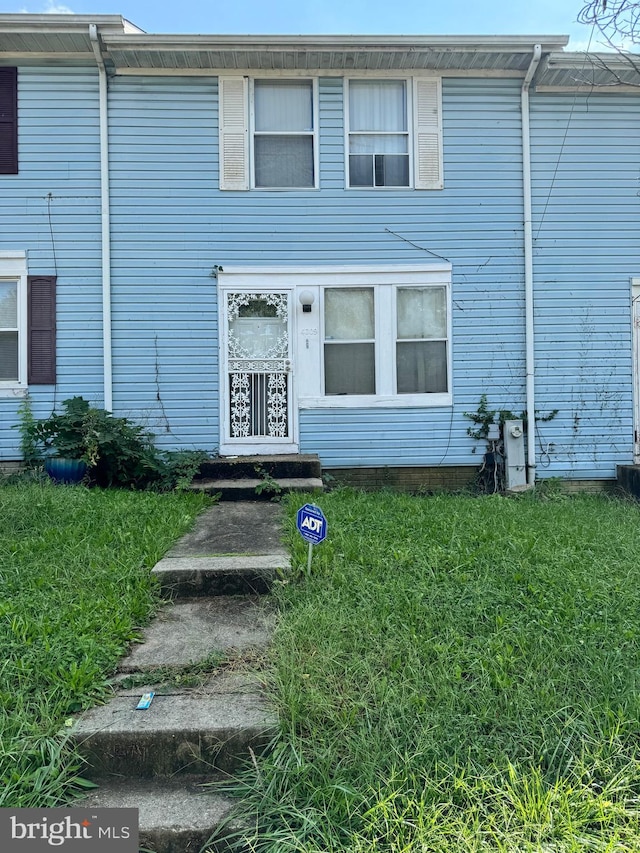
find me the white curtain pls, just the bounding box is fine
[254,81,314,187]
[397,287,446,339]
[324,288,375,340]
[349,80,406,132]
[255,81,313,132]
[0,282,17,328]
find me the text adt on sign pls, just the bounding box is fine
[296,503,327,545]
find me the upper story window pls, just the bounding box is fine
[0,67,18,175]
[348,80,409,188]
[253,80,315,188]
[219,76,318,191]
[219,74,442,192]
[346,76,443,191]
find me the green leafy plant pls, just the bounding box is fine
[24,397,160,488]
[254,464,282,497]
[464,394,523,445]
[20,397,210,491]
[16,394,41,467]
[157,450,210,492]
[463,395,558,494]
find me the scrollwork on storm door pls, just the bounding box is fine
[227,293,290,439]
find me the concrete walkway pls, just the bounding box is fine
[71,501,288,853]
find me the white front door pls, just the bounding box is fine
[219,288,297,455]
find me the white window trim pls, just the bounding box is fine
[0,251,27,398]
[308,273,452,408]
[344,75,443,191]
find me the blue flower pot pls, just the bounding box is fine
[45,457,87,485]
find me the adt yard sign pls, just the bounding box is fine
[297,504,327,545]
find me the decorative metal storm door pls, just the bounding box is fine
[225,291,293,446]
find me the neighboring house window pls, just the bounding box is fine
[0,277,20,384]
[346,77,443,190]
[0,253,56,394]
[218,76,317,190]
[0,67,18,175]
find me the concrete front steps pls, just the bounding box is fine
[191,454,323,500]
[71,502,287,853]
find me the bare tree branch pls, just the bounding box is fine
[578,1,640,47]
[570,3,640,86]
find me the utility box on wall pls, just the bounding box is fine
[503,419,526,490]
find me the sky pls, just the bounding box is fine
[0,0,620,52]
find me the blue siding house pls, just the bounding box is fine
[1,14,639,486]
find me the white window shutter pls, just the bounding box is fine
[219,76,249,191]
[413,77,443,190]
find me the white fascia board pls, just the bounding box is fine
[103,33,569,52]
[218,263,452,276]
[0,14,143,33]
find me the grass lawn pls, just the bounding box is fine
[0,480,209,808]
[224,488,640,852]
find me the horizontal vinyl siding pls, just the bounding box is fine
[0,67,103,459]
[109,76,219,451]
[106,75,526,462]
[531,92,640,479]
[299,78,527,467]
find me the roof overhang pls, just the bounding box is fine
[0,15,142,64]
[8,14,637,90]
[99,33,572,75]
[538,50,640,90]
[0,17,571,75]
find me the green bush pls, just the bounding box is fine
[21,396,206,490]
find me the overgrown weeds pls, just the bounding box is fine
[0,480,208,807]
[216,489,640,852]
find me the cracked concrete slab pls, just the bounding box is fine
[167,501,287,557]
[119,597,275,672]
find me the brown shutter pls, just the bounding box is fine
[0,68,18,175]
[28,276,56,385]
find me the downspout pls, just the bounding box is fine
[89,24,113,412]
[521,44,542,486]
